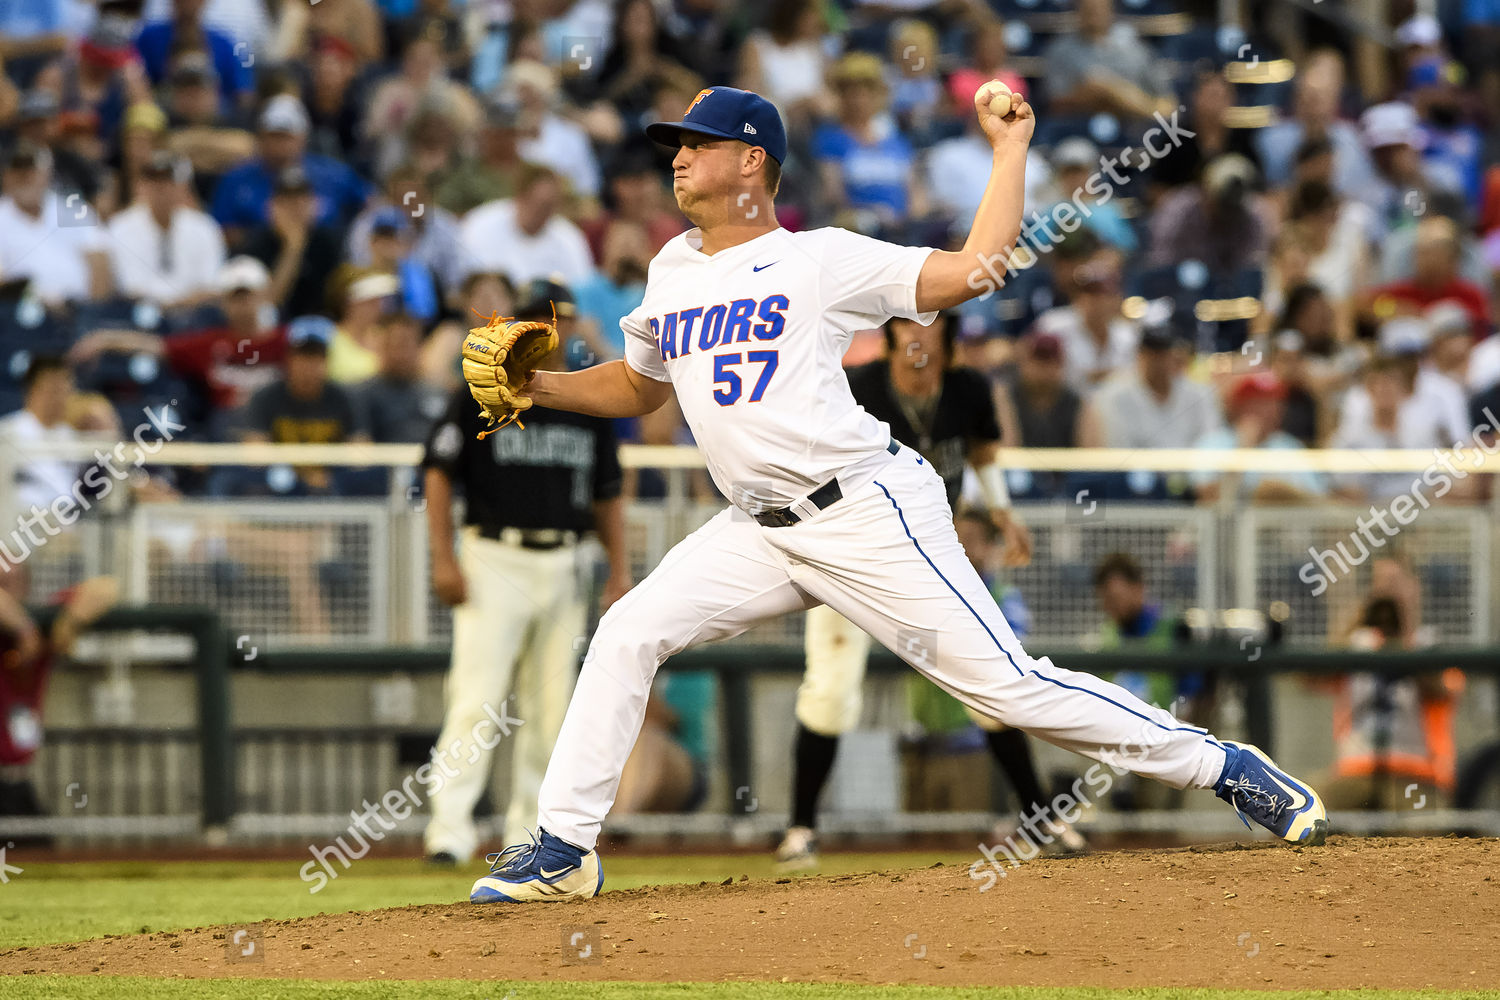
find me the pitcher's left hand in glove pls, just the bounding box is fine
[461,312,559,437]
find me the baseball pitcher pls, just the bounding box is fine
[462,84,1328,903]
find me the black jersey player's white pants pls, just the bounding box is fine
[537,444,1230,850]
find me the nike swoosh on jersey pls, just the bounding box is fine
[752,261,779,272]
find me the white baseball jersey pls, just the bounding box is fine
[622,226,937,509]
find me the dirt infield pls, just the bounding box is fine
[4,837,1496,990]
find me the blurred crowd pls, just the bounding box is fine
[0,0,1498,505]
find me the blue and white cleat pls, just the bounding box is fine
[1214,741,1328,845]
[469,828,604,903]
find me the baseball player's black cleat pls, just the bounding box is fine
[1214,742,1329,845]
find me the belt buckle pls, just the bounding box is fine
[758,508,798,528]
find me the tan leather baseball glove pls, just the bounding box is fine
[461,311,559,437]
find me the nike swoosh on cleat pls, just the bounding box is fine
[752,261,779,272]
[538,866,573,879]
[1260,766,1310,811]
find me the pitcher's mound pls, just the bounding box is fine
[4,837,1496,989]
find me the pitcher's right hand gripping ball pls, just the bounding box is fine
[461,311,559,437]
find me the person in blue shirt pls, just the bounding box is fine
[811,52,925,235]
[134,0,253,110]
[572,220,650,367]
[365,207,440,323]
[211,94,372,245]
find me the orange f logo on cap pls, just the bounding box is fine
[684,88,713,117]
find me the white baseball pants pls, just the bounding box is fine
[538,446,1228,850]
[802,602,1010,735]
[424,529,584,861]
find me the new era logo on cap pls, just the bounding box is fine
[645,86,787,164]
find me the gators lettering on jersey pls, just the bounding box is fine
[622,227,936,509]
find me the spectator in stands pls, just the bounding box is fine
[1041,0,1175,119]
[363,28,481,181]
[1275,180,1373,337]
[1150,69,1262,194]
[1426,302,1478,394]
[434,99,527,216]
[1330,353,1453,504]
[813,52,925,235]
[241,315,369,491]
[107,150,227,308]
[1339,317,1471,448]
[424,270,516,393]
[12,89,100,206]
[1368,216,1490,339]
[241,165,344,320]
[1192,373,1328,503]
[71,257,287,436]
[134,0,253,109]
[35,15,153,144]
[1033,251,1139,394]
[885,19,944,143]
[1268,331,1324,447]
[582,143,685,259]
[1378,191,1490,287]
[328,270,399,385]
[1093,321,1223,449]
[0,357,81,527]
[1045,137,1135,252]
[349,165,465,300]
[161,55,255,204]
[303,35,363,165]
[354,311,445,443]
[459,165,596,288]
[1358,101,1447,235]
[273,0,383,66]
[994,332,1100,497]
[1401,20,1483,210]
[595,0,694,122]
[1147,153,1269,272]
[500,59,600,200]
[0,144,110,305]
[575,221,651,363]
[364,208,440,323]
[210,94,370,243]
[736,0,831,128]
[1256,49,1375,196]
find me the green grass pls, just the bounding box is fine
[0,982,1494,1000]
[0,853,974,951]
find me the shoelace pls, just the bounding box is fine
[484,830,540,874]
[1222,777,1287,829]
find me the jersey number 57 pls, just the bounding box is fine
[712,351,779,406]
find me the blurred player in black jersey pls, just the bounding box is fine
[420,280,630,866]
[775,313,1088,869]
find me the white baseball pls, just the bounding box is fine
[978,79,1015,118]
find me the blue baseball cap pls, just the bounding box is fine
[645,86,787,165]
[287,315,335,350]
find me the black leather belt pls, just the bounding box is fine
[754,440,900,528]
[476,526,578,550]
